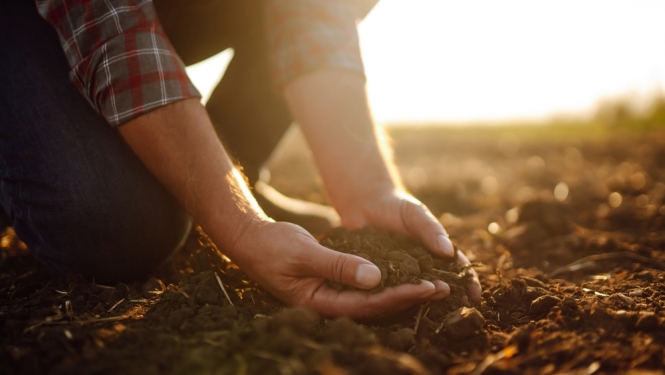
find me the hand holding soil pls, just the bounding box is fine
[330,189,482,302]
[225,220,455,319]
[221,187,481,319]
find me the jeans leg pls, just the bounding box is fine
[156,0,294,186]
[0,0,191,283]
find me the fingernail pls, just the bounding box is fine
[356,264,381,289]
[436,234,454,257]
[419,288,437,298]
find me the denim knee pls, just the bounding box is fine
[5,164,192,283]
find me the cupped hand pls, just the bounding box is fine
[337,189,482,303]
[228,219,451,318]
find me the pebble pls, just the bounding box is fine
[520,277,546,288]
[141,277,165,299]
[561,297,578,309]
[529,295,561,315]
[442,307,486,340]
[628,289,643,297]
[615,293,634,305]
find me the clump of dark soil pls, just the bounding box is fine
[320,227,474,294]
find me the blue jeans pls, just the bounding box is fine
[0,0,192,283]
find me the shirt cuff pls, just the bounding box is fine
[265,0,366,90]
[70,27,200,127]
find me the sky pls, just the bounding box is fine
[186,0,665,125]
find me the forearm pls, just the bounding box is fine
[118,98,266,253]
[283,70,402,222]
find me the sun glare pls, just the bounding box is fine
[359,0,665,124]
[186,0,665,125]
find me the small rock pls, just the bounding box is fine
[386,328,416,351]
[141,277,165,299]
[635,312,658,330]
[561,297,577,309]
[195,285,219,305]
[615,293,634,305]
[520,277,546,288]
[529,295,561,315]
[443,307,486,340]
[628,289,643,297]
[613,310,627,317]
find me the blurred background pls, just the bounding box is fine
[187,0,665,126]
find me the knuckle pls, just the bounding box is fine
[328,255,347,283]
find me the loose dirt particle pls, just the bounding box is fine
[441,307,486,340]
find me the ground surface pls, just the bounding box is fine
[2,125,665,375]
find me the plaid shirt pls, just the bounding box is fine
[35,0,376,127]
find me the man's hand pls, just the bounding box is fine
[284,70,481,303]
[229,220,450,318]
[119,98,453,318]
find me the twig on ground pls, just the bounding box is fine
[214,271,234,306]
[65,300,74,319]
[24,314,130,333]
[95,284,116,290]
[172,285,188,299]
[549,251,665,277]
[107,298,125,313]
[414,304,426,334]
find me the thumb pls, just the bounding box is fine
[303,245,382,289]
[400,200,455,258]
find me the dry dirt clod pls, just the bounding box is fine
[440,307,486,340]
[529,295,561,315]
[141,277,165,299]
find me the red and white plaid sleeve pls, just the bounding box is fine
[35,0,200,127]
[265,0,378,90]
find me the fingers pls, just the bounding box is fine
[308,280,438,319]
[456,251,481,303]
[400,199,454,258]
[399,199,481,302]
[299,244,382,289]
[431,279,451,300]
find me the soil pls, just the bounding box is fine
[320,227,473,296]
[2,126,665,375]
